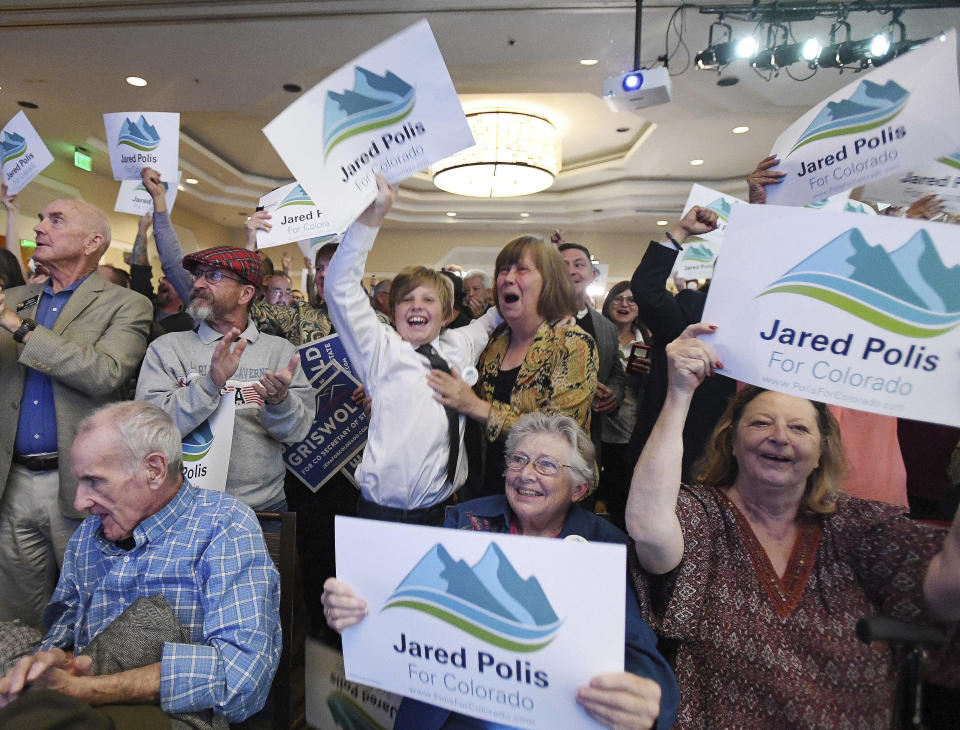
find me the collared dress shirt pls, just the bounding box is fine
[39,482,281,722]
[325,222,503,509]
[14,273,93,456]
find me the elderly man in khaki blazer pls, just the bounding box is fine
[0,198,152,626]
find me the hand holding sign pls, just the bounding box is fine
[356,174,397,228]
[666,323,720,396]
[140,167,168,213]
[321,577,369,633]
[254,352,300,405]
[576,673,663,730]
[746,155,786,204]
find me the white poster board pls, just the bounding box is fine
[702,204,960,426]
[114,171,181,215]
[1,111,54,195]
[306,638,402,730]
[103,111,180,181]
[861,150,960,214]
[256,182,336,248]
[336,517,625,730]
[673,184,743,280]
[263,20,474,233]
[766,31,960,207]
[181,385,236,492]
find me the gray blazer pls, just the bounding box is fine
[0,272,153,516]
[586,306,626,448]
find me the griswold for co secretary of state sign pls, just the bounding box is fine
[702,204,960,427]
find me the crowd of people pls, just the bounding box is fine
[0,148,957,730]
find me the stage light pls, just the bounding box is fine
[870,33,891,57]
[736,37,759,58]
[801,38,822,60]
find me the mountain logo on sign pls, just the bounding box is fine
[938,151,960,171]
[706,197,733,221]
[118,114,161,152]
[384,542,562,653]
[135,181,168,193]
[758,227,960,338]
[323,67,415,158]
[682,243,715,263]
[278,184,315,209]
[790,80,909,153]
[1,131,27,166]
[182,420,214,462]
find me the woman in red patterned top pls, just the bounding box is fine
[626,322,960,729]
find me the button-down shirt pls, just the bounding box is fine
[14,273,92,455]
[40,482,281,722]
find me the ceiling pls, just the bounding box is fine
[1,1,957,237]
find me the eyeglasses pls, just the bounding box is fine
[506,452,572,477]
[192,268,242,284]
[612,294,636,305]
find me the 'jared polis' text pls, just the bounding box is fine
[796,125,905,191]
[340,121,426,188]
[760,318,938,397]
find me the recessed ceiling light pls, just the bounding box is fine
[579,59,599,66]
[177,184,185,191]
[282,83,302,93]
[732,126,750,134]
[17,101,38,109]
[185,178,199,185]
[690,159,705,166]
[446,211,457,217]
[717,76,739,87]
[520,212,530,218]
[616,126,630,133]
[126,76,147,87]
[657,220,669,226]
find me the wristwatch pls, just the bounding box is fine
[12,318,37,343]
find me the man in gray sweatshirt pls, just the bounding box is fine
[135,246,313,510]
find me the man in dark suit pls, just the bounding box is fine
[0,198,152,626]
[558,243,626,460]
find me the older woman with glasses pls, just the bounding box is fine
[322,411,678,730]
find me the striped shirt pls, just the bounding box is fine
[40,482,281,722]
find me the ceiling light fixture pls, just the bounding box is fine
[445,211,457,217]
[431,111,561,198]
[690,159,705,166]
[657,220,669,226]
[520,212,530,217]
[732,125,750,134]
[185,178,199,185]
[579,59,599,66]
[125,76,147,87]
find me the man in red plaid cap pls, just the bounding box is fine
[135,244,313,511]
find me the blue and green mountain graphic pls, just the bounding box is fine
[938,151,960,171]
[758,227,960,337]
[323,67,415,158]
[118,114,161,152]
[1,131,27,165]
[327,691,387,730]
[706,197,732,221]
[682,243,716,263]
[182,420,214,462]
[791,80,909,153]
[135,180,168,193]
[384,542,562,653]
[278,184,314,209]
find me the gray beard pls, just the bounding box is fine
[185,298,213,321]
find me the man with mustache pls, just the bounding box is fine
[135,245,313,511]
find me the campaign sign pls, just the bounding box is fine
[114,170,181,215]
[305,638,402,730]
[257,182,335,248]
[181,386,236,492]
[297,232,343,263]
[103,111,180,181]
[337,517,625,729]
[805,191,876,215]
[263,19,474,233]
[673,184,742,280]
[1,111,54,195]
[702,203,960,426]
[861,149,960,215]
[298,331,355,382]
[285,362,368,492]
[766,31,960,207]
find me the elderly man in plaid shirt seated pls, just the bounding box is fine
[0,401,280,728]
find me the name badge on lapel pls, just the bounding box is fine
[16,296,39,312]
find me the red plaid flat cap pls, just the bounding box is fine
[182,246,262,287]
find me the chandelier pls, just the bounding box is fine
[431,111,561,198]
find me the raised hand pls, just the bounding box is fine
[254,352,300,405]
[746,154,785,205]
[209,327,247,388]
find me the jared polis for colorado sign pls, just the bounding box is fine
[263,19,474,233]
[702,204,960,427]
[336,517,625,729]
[765,30,960,207]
